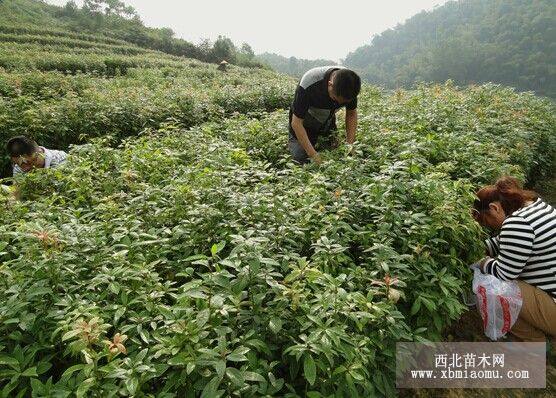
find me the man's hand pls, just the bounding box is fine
[311,153,323,165]
[330,135,340,149]
[291,115,319,161]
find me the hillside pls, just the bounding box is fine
[256,52,337,78]
[0,1,295,177]
[0,0,62,26]
[344,0,556,98]
[0,0,263,67]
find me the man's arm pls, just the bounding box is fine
[345,109,357,144]
[291,114,321,164]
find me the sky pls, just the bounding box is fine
[46,0,450,61]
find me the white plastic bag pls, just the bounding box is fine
[471,265,523,340]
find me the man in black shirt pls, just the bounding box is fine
[289,66,361,164]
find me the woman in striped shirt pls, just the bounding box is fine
[472,176,556,343]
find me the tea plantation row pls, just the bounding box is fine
[1,83,554,396]
[0,19,292,178]
[0,22,199,76]
[0,66,294,176]
[0,25,133,47]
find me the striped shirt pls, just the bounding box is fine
[484,198,556,300]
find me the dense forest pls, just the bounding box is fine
[0,0,263,68]
[256,53,336,78]
[344,0,556,98]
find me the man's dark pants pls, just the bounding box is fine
[288,119,337,164]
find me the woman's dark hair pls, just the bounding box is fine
[6,136,38,157]
[332,69,361,100]
[473,176,538,220]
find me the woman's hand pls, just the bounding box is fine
[478,257,491,272]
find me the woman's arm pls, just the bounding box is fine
[485,235,500,257]
[482,215,535,280]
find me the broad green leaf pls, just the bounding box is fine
[200,375,221,398]
[36,362,52,376]
[20,367,38,377]
[226,367,244,387]
[269,317,282,334]
[168,353,189,366]
[226,352,248,362]
[410,298,421,315]
[211,241,226,256]
[125,378,139,395]
[30,378,43,393]
[76,377,95,398]
[214,360,226,378]
[349,369,365,381]
[60,364,85,381]
[304,354,316,386]
[27,287,52,298]
[421,297,437,311]
[61,329,81,342]
[0,355,19,370]
[243,371,266,382]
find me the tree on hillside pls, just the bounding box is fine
[212,35,236,63]
[343,0,555,98]
[53,0,261,68]
[256,53,337,78]
[240,43,255,60]
[196,38,214,62]
[58,0,78,17]
[79,0,104,30]
[82,0,102,14]
[288,56,298,72]
[104,0,137,18]
[82,0,136,18]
